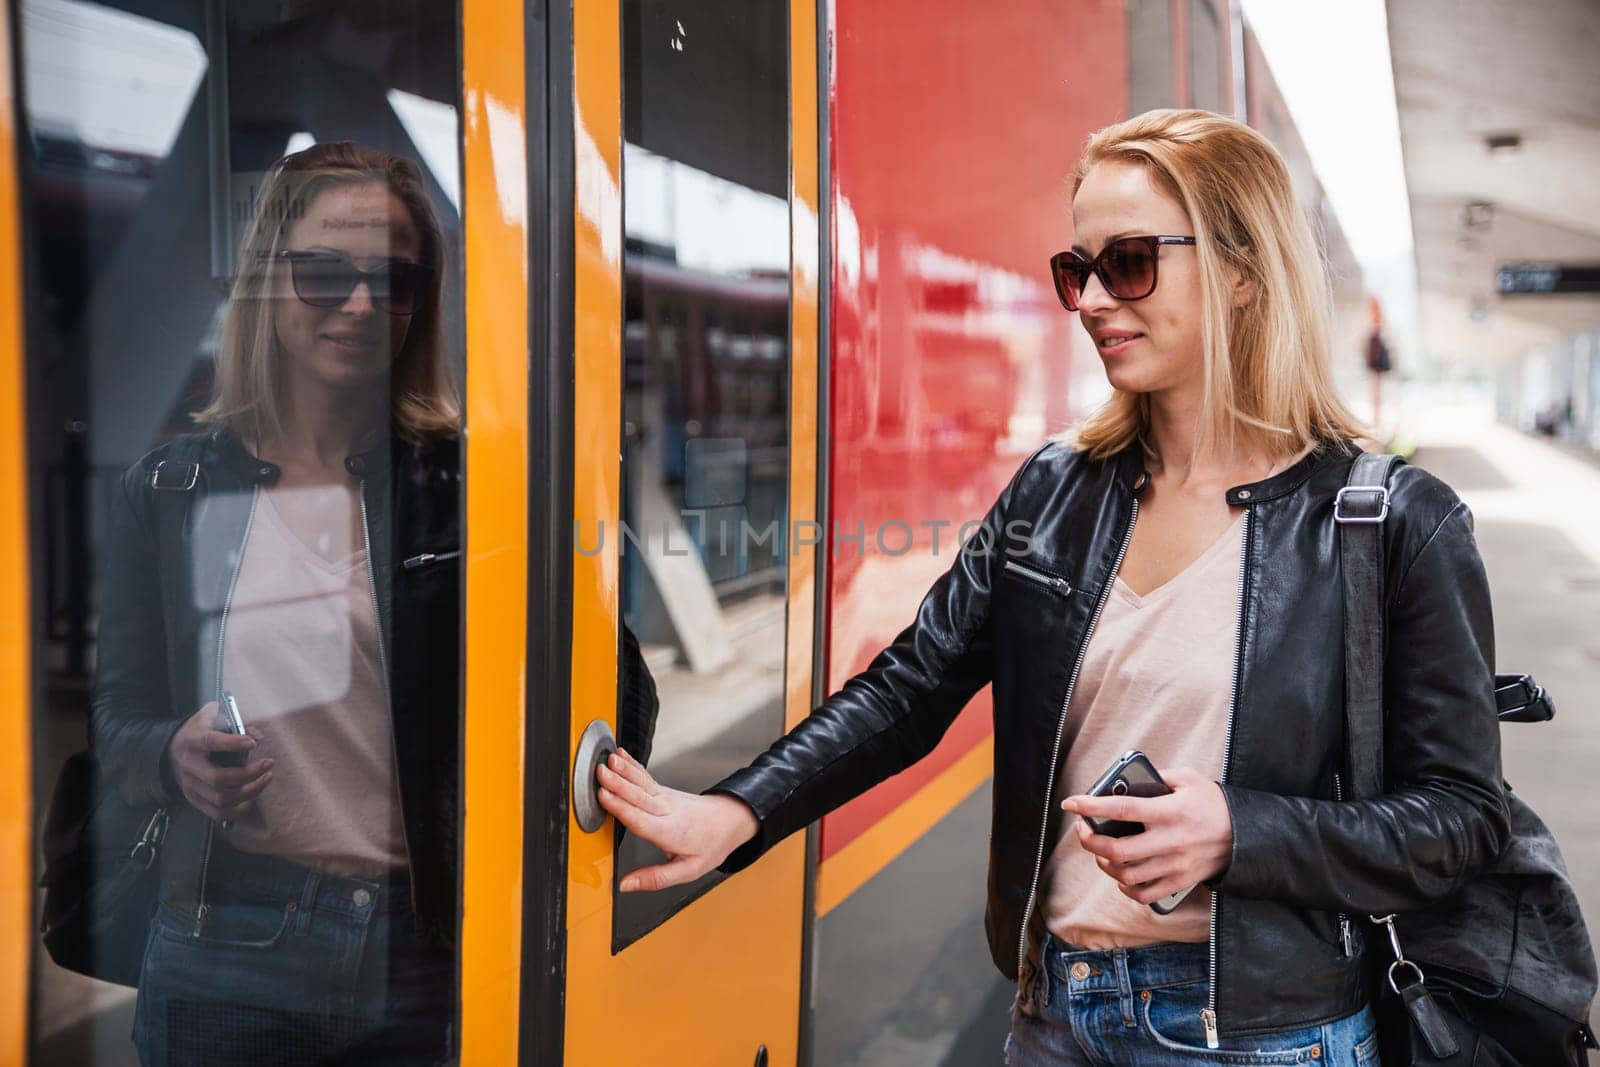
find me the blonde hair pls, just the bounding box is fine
[195,141,460,445]
[1060,109,1368,467]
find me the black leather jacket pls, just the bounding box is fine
[90,427,657,945]
[710,436,1509,1038]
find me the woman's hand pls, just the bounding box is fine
[1062,766,1232,906]
[164,701,274,824]
[596,748,759,892]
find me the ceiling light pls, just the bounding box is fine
[1484,133,1522,159]
[1463,201,1495,229]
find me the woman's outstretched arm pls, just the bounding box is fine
[601,444,1049,890]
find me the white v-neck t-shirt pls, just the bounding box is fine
[1041,445,1313,948]
[217,484,408,878]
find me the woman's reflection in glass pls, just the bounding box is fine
[94,142,460,1065]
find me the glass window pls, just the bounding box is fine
[23,2,465,1062]
[1189,0,1226,114]
[1127,0,1173,115]
[615,0,790,947]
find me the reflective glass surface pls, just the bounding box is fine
[23,3,465,1062]
[1127,0,1174,115]
[613,0,791,946]
[1189,0,1226,114]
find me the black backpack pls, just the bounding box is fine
[1338,451,1599,1064]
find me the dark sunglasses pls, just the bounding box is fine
[275,249,433,316]
[1049,235,1196,311]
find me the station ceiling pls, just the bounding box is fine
[1388,0,1600,367]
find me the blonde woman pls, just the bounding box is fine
[93,141,463,1065]
[596,109,1506,1064]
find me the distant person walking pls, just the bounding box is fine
[1365,295,1393,430]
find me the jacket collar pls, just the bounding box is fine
[1223,437,1350,505]
[211,426,395,485]
[1113,443,1154,496]
[1113,436,1352,504]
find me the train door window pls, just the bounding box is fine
[615,0,790,947]
[20,2,466,1063]
[1126,0,1174,115]
[1189,0,1226,113]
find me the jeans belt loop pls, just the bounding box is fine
[294,872,320,936]
[1113,950,1136,1026]
[1029,951,1050,1015]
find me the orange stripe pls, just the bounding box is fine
[815,736,993,916]
[786,0,820,736]
[459,0,529,1061]
[0,1,29,1060]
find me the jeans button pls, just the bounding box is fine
[352,888,372,907]
[1069,962,1091,981]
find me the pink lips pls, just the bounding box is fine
[324,333,378,350]
[1098,333,1142,356]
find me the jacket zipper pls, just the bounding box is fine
[1003,559,1072,595]
[401,549,461,570]
[1015,494,1139,986]
[1202,507,1252,1048]
[1332,772,1354,956]
[358,481,419,906]
[195,486,259,935]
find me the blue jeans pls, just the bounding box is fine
[132,846,453,1066]
[1005,936,1381,1066]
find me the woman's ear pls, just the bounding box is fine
[1226,260,1254,309]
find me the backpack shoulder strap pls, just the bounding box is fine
[1337,450,1402,801]
[147,433,210,548]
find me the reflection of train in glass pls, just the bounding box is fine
[0,1,1369,1064]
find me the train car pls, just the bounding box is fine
[0,1,1367,1064]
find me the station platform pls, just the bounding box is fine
[1407,405,1600,1037]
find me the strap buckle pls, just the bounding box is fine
[129,808,168,869]
[1334,485,1389,524]
[1495,673,1555,722]
[149,460,199,491]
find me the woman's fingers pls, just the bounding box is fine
[1095,852,1182,888]
[597,760,667,816]
[1074,820,1173,865]
[614,747,652,779]
[1063,790,1180,826]
[1119,875,1193,906]
[187,782,223,814]
[620,854,703,893]
[1067,768,1230,895]
[605,751,659,795]
[223,769,274,805]
[596,783,674,847]
[182,785,225,822]
[204,758,274,790]
[197,728,257,755]
[215,798,259,822]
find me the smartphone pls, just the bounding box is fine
[213,689,248,768]
[1079,749,1195,915]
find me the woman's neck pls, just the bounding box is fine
[258,376,388,468]
[1144,389,1280,489]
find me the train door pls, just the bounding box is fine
[549,1,821,1064]
[0,0,532,1062]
